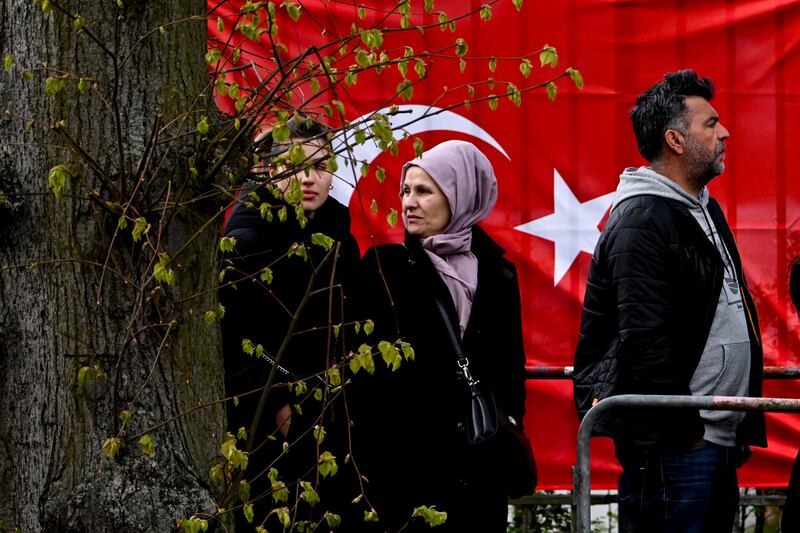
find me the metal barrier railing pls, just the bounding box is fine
[573,395,800,533]
[525,365,800,380]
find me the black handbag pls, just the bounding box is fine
[432,295,538,497]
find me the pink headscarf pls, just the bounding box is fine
[400,140,498,336]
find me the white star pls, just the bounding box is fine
[515,169,615,286]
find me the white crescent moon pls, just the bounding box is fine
[330,104,510,206]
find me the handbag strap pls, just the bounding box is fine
[432,294,481,387]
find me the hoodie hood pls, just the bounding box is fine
[613,166,708,211]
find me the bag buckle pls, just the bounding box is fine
[458,357,480,386]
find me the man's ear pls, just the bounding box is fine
[664,129,685,155]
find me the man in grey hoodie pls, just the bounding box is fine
[573,70,766,532]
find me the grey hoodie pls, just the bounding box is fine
[614,166,751,447]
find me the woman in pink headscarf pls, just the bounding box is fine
[354,141,532,532]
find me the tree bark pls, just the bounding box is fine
[0,2,226,531]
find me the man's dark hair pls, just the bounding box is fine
[630,69,715,162]
[253,117,329,160]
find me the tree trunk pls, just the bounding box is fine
[0,2,226,531]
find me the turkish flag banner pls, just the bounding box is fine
[210,0,800,489]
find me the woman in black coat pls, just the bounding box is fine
[219,118,360,527]
[354,140,532,532]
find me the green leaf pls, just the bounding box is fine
[488,94,498,110]
[375,167,386,183]
[203,310,217,325]
[355,48,370,68]
[310,77,320,93]
[242,338,255,355]
[349,355,362,374]
[47,164,70,201]
[567,67,584,89]
[400,342,415,361]
[370,199,378,215]
[239,479,251,502]
[314,387,323,401]
[313,424,326,445]
[519,58,532,79]
[77,366,91,391]
[479,4,492,21]
[77,78,89,93]
[359,28,384,49]
[364,510,379,522]
[209,463,224,483]
[219,236,236,252]
[354,321,361,335]
[325,512,342,528]
[539,44,558,68]
[283,0,302,21]
[378,340,402,371]
[119,410,131,426]
[438,11,447,30]
[273,481,290,504]
[205,47,221,64]
[101,437,123,460]
[278,205,287,222]
[386,208,398,228]
[328,366,341,386]
[364,319,375,336]
[488,57,497,72]
[237,426,247,440]
[275,507,291,528]
[243,503,254,524]
[300,481,320,504]
[178,517,209,533]
[414,59,426,78]
[293,380,308,397]
[412,505,448,526]
[288,242,309,262]
[153,253,176,286]
[318,450,338,478]
[217,16,224,33]
[117,216,128,230]
[3,54,14,71]
[260,266,273,284]
[454,38,468,57]
[44,77,64,96]
[358,5,366,19]
[424,0,434,12]
[132,217,148,242]
[546,81,557,101]
[513,0,523,10]
[326,155,339,174]
[196,115,209,135]
[332,99,346,116]
[138,434,155,456]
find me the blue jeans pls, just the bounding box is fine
[616,441,740,533]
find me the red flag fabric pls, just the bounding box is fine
[209,0,800,489]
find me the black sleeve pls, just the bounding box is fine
[606,208,687,395]
[497,261,528,425]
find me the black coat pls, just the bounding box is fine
[219,182,361,503]
[354,226,526,531]
[573,194,766,450]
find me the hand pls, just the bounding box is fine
[736,445,752,468]
[275,404,292,439]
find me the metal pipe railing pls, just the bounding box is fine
[574,394,800,533]
[525,365,800,380]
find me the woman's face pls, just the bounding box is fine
[260,138,333,213]
[401,166,451,237]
